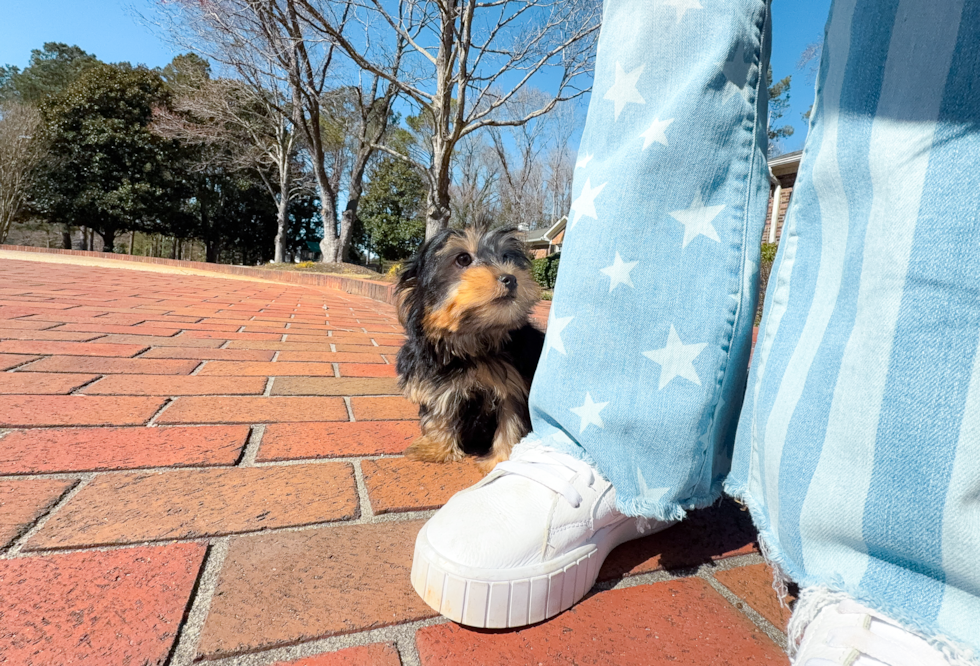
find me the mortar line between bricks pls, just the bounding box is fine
[701,570,790,652]
[591,551,767,596]
[197,615,448,666]
[165,537,231,666]
[68,374,105,394]
[3,473,94,556]
[190,360,208,376]
[343,396,355,421]
[146,397,176,426]
[3,356,47,372]
[329,343,337,353]
[271,350,280,362]
[0,509,438,560]
[332,362,341,378]
[237,425,265,466]
[263,377,275,395]
[351,460,374,519]
[219,340,231,349]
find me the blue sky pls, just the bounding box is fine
[2,0,829,153]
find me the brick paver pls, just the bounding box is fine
[0,544,206,666]
[0,255,787,666]
[361,458,484,514]
[714,563,795,630]
[197,520,434,659]
[26,463,358,549]
[271,376,401,396]
[415,578,788,665]
[82,374,268,395]
[0,425,249,474]
[350,396,418,420]
[0,395,166,427]
[0,372,99,394]
[158,396,349,423]
[0,478,76,547]
[258,421,419,459]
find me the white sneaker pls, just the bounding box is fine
[410,444,674,628]
[795,598,957,666]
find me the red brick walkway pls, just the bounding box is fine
[0,256,791,666]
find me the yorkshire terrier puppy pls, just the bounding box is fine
[395,226,545,473]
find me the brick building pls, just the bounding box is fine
[763,150,801,244]
[525,216,567,259]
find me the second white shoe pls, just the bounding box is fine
[411,443,675,628]
[794,598,959,666]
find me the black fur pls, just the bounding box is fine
[396,227,545,459]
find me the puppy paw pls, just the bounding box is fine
[475,448,511,475]
[404,435,462,463]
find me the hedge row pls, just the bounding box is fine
[531,252,561,289]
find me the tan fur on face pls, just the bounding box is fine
[422,230,540,341]
[423,265,506,333]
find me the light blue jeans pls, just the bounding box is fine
[528,0,980,653]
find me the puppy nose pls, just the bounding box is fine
[499,274,517,292]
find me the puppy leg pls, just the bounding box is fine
[405,408,465,463]
[476,397,530,474]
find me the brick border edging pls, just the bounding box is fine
[0,244,398,305]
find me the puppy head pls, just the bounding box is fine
[396,226,540,348]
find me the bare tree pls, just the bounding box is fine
[152,72,304,262]
[450,132,499,226]
[294,0,601,238]
[0,101,46,243]
[150,0,403,263]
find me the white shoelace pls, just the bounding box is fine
[495,448,596,508]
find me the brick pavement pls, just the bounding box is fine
[0,256,791,666]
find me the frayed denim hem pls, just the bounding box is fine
[521,432,726,522]
[724,482,980,663]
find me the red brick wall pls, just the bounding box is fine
[761,173,796,244]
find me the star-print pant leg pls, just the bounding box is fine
[726,0,980,652]
[526,0,772,521]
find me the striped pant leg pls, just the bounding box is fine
[526,0,771,521]
[728,0,980,651]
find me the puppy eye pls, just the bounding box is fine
[454,253,472,268]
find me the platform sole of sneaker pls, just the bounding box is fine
[411,517,657,628]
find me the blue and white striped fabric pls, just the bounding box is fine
[526,0,980,652]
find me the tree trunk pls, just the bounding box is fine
[425,133,454,239]
[206,240,217,263]
[274,197,288,263]
[100,227,115,253]
[129,232,135,255]
[425,189,452,239]
[339,209,357,263]
[319,233,341,264]
[171,237,178,260]
[62,224,72,249]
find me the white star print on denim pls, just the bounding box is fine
[575,153,594,169]
[543,310,573,362]
[662,0,702,24]
[642,325,707,389]
[669,193,724,248]
[640,118,674,149]
[569,178,606,228]
[603,63,645,120]
[527,0,980,653]
[600,252,639,292]
[570,393,609,433]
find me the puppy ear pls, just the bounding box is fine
[395,256,419,328]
